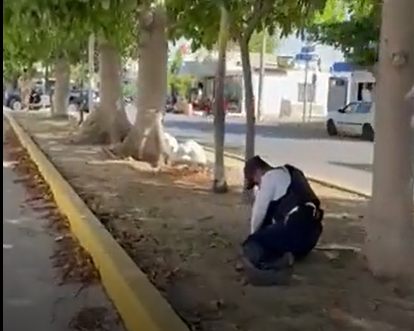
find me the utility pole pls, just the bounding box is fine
[297,38,315,123]
[257,31,266,122]
[302,59,309,122]
[87,34,95,112]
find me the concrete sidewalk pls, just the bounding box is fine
[3,125,124,331]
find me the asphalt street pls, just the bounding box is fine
[126,107,376,195]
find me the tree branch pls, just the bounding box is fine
[242,0,273,41]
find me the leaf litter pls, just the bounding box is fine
[9,112,414,331]
[4,128,120,331]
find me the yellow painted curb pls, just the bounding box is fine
[4,112,190,331]
[202,145,370,199]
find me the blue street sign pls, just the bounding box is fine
[331,62,354,72]
[301,45,316,54]
[295,53,317,62]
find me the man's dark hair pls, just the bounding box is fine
[244,156,272,190]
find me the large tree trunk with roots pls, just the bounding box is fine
[76,39,130,145]
[365,0,414,279]
[52,57,70,118]
[114,5,168,167]
[212,6,229,193]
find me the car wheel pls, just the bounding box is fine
[362,124,374,141]
[326,119,338,136]
[11,100,22,111]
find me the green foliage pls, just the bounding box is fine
[122,81,136,98]
[3,0,137,72]
[169,0,328,50]
[169,48,184,75]
[247,31,277,53]
[216,30,278,53]
[168,74,194,97]
[3,58,22,84]
[167,47,193,97]
[307,0,380,67]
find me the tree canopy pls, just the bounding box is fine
[3,0,137,78]
[307,0,380,67]
[222,30,278,53]
[169,0,329,49]
[248,31,278,54]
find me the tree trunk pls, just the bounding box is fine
[76,39,131,145]
[44,63,50,109]
[52,57,70,118]
[365,0,414,279]
[239,37,256,201]
[44,64,49,91]
[114,4,168,167]
[18,72,32,110]
[212,6,229,194]
[239,39,256,161]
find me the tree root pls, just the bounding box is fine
[110,128,168,167]
[212,179,229,194]
[50,113,69,121]
[72,107,131,145]
[110,110,169,168]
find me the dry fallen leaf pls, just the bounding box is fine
[4,129,102,330]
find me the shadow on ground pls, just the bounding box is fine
[10,112,414,331]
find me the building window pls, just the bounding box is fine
[298,83,316,102]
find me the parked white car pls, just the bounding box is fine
[326,101,375,141]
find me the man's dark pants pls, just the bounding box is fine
[243,204,323,268]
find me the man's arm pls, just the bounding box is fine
[250,168,291,234]
[250,176,275,234]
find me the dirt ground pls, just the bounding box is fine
[9,112,414,331]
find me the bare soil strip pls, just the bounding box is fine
[11,112,414,331]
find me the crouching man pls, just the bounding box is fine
[242,156,324,284]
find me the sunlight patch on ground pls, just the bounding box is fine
[329,308,400,331]
[5,218,23,225]
[3,243,14,250]
[3,160,17,168]
[316,243,361,252]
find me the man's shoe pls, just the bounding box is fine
[241,253,293,286]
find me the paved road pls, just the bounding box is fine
[125,107,374,195]
[69,106,413,196]
[3,123,124,331]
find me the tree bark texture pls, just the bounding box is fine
[213,6,229,193]
[76,39,130,145]
[52,57,70,117]
[365,0,414,279]
[116,5,169,167]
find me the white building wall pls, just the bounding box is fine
[251,70,330,120]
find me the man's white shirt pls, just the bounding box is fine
[250,167,291,234]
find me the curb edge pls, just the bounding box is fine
[4,111,190,331]
[202,145,371,199]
